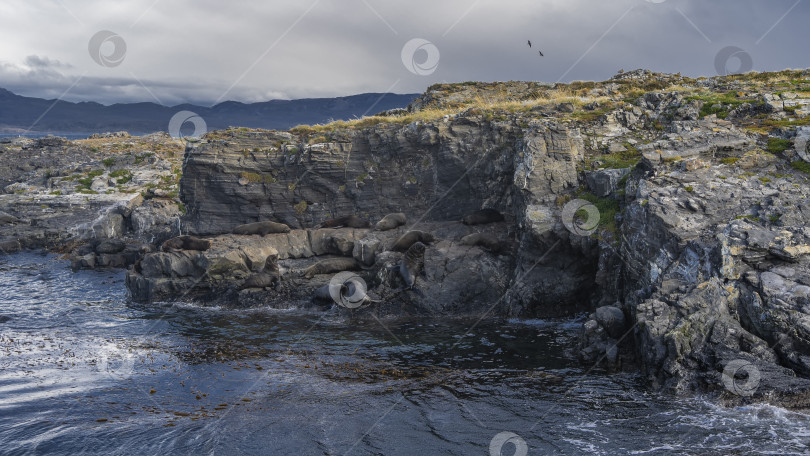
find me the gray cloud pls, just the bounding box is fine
[0,0,807,106]
[24,55,72,70]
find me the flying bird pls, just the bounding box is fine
[527,40,532,48]
[538,50,544,57]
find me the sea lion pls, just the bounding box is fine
[374,212,406,231]
[240,255,281,290]
[0,211,19,225]
[313,284,335,303]
[232,221,291,236]
[461,208,505,225]
[312,279,378,307]
[161,235,211,252]
[460,233,503,253]
[318,215,372,229]
[302,257,360,279]
[390,230,435,252]
[399,242,426,289]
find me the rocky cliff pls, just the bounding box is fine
[4,69,810,407]
[158,69,810,406]
[142,116,594,317]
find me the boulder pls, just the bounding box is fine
[594,306,626,339]
[585,168,631,197]
[95,239,126,254]
[0,237,21,254]
[793,127,810,163]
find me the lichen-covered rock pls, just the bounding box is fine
[613,125,810,404]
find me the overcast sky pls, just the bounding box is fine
[0,0,807,106]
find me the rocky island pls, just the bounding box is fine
[3,69,810,409]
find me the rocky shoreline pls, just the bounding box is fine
[0,132,184,263]
[3,69,810,408]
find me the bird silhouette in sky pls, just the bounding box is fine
[528,40,543,56]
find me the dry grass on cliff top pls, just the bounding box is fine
[289,107,459,134]
[75,135,184,160]
[285,69,810,137]
[289,86,618,135]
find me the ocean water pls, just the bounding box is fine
[0,252,808,455]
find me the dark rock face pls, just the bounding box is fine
[586,168,631,198]
[170,119,592,317]
[180,119,582,235]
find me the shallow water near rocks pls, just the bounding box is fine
[0,252,808,455]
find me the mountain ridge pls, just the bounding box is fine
[0,88,419,134]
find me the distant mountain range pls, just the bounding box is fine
[0,88,419,134]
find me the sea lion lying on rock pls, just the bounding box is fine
[375,213,406,231]
[232,221,291,236]
[462,208,504,225]
[161,235,211,252]
[240,255,281,290]
[460,233,503,253]
[303,257,360,279]
[0,211,19,225]
[390,230,435,252]
[313,278,377,307]
[399,242,426,289]
[318,215,372,229]
[313,284,335,304]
